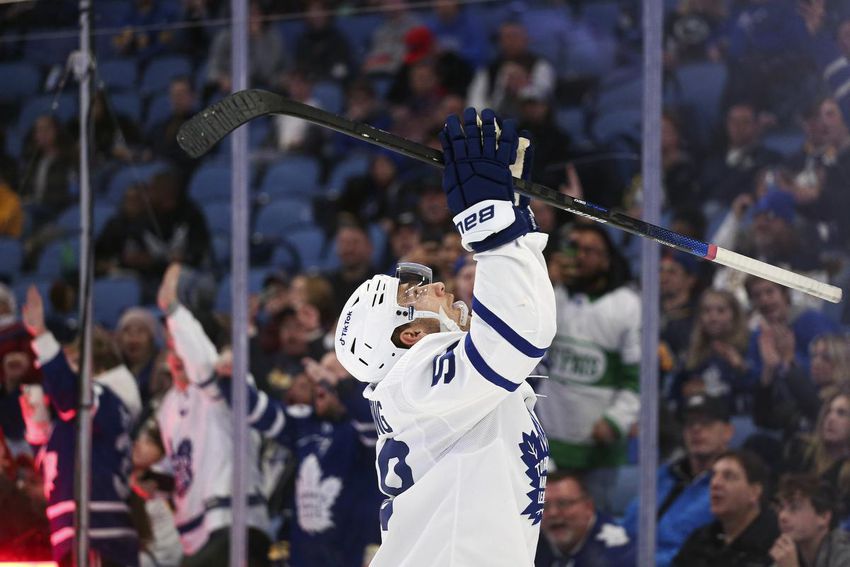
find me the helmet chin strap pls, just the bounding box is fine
[413,303,468,333]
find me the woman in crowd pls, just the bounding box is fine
[116,308,165,409]
[670,288,750,413]
[784,387,850,522]
[753,333,850,437]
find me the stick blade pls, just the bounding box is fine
[176,90,274,158]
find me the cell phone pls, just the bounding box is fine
[139,470,175,493]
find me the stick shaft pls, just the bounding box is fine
[177,90,843,304]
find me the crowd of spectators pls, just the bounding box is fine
[0,0,850,565]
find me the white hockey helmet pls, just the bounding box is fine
[334,263,434,383]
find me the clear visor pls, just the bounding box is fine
[396,262,433,306]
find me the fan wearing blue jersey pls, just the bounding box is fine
[21,286,142,567]
[334,108,557,566]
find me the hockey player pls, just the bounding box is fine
[21,286,141,567]
[334,108,557,566]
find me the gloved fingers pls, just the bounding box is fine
[438,128,454,163]
[480,108,498,159]
[444,114,468,160]
[519,129,535,182]
[462,107,482,158]
[496,118,518,165]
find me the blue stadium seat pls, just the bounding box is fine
[211,234,230,267]
[313,81,344,114]
[592,108,642,143]
[369,223,388,268]
[580,1,620,33]
[214,269,268,314]
[270,242,300,273]
[55,203,114,237]
[37,239,81,279]
[93,276,142,329]
[106,162,168,204]
[522,8,571,71]
[0,238,23,280]
[259,156,320,200]
[93,0,131,26]
[98,59,138,91]
[189,162,233,203]
[608,465,639,518]
[336,14,382,64]
[201,202,232,236]
[325,154,371,197]
[23,35,77,67]
[596,77,643,112]
[144,93,172,132]
[254,198,315,242]
[140,55,192,96]
[18,94,79,135]
[283,225,328,272]
[671,62,727,147]
[555,106,587,140]
[0,62,42,102]
[108,91,142,122]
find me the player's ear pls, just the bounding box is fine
[398,323,428,348]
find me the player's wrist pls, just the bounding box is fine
[465,206,537,253]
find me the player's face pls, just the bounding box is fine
[399,281,469,331]
[709,457,759,519]
[542,478,594,553]
[821,395,850,445]
[777,495,829,543]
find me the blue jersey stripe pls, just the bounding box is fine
[472,296,547,358]
[464,335,520,392]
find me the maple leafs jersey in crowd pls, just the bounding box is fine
[274,383,383,567]
[365,233,556,567]
[29,332,140,566]
[535,286,641,469]
[158,306,269,555]
[535,512,636,567]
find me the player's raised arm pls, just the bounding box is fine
[439,108,557,388]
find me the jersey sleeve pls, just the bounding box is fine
[166,304,220,396]
[465,232,556,389]
[401,233,556,420]
[31,331,79,419]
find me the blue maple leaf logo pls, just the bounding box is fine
[518,413,549,525]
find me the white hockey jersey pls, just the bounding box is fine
[365,232,556,567]
[158,306,269,555]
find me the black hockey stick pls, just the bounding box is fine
[176,89,841,303]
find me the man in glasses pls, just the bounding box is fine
[334,108,556,566]
[536,470,635,567]
[534,222,641,513]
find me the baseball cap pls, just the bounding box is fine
[681,394,731,424]
[751,190,795,224]
[663,250,699,275]
[404,26,435,65]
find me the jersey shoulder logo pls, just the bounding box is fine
[296,454,343,534]
[431,340,460,386]
[519,411,549,525]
